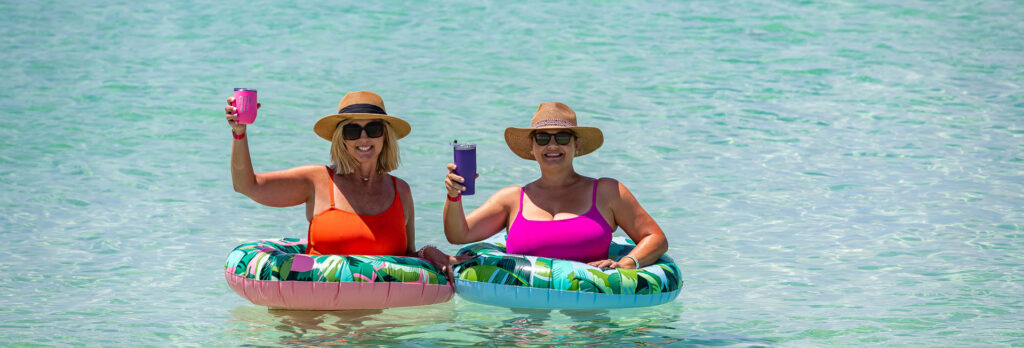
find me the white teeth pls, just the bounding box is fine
[544,153,562,157]
[357,146,372,151]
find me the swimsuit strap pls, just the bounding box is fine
[586,179,613,232]
[391,176,399,202]
[325,166,336,208]
[516,187,526,219]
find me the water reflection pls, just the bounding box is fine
[228,300,768,346]
[268,308,384,340]
[230,303,461,345]
[457,304,689,346]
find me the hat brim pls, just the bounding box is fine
[314,113,411,141]
[504,126,603,160]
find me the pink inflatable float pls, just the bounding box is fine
[224,238,454,310]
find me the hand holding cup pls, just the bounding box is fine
[224,96,261,136]
[445,163,467,198]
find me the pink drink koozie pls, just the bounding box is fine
[233,88,258,124]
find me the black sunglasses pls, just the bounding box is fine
[341,121,385,140]
[533,131,575,146]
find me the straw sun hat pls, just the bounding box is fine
[504,102,604,160]
[313,91,411,141]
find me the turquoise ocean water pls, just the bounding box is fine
[2,0,1022,346]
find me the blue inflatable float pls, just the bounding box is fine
[452,233,683,309]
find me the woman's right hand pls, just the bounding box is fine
[445,163,475,198]
[224,97,260,136]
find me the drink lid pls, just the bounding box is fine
[234,88,257,92]
[452,140,476,149]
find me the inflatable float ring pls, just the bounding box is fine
[224,238,454,310]
[452,233,682,309]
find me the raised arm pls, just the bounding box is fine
[601,178,669,269]
[225,97,313,208]
[234,165,317,208]
[443,163,518,244]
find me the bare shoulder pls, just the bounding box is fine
[595,177,626,200]
[266,164,327,180]
[391,176,415,220]
[494,185,522,198]
[391,175,411,190]
[293,164,330,174]
[488,185,523,206]
[391,175,413,196]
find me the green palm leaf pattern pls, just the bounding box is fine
[454,233,682,295]
[459,264,530,286]
[224,239,449,285]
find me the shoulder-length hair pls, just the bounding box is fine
[329,119,401,175]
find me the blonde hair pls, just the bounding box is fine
[329,119,401,175]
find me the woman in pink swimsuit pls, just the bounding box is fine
[442,102,668,269]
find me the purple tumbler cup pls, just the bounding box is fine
[453,142,476,196]
[233,88,258,124]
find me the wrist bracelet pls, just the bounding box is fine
[447,194,461,202]
[621,255,641,268]
[232,131,246,140]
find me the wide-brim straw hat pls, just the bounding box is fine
[313,91,411,141]
[504,102,603,160]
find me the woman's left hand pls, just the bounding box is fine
[417,246,473,280]
[587,258,636,269]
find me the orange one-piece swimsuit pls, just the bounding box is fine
[306,166,407,256]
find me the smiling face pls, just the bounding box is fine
[343,119,386,164]
[330,118,401,175]
[530,130,579,165]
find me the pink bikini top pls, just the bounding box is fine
[505,180,613,262]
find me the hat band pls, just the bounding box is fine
[531,119,575,128]
[338,103,386,115]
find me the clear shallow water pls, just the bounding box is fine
[2,0,1022,346]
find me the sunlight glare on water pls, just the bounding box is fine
[1,0,1022,346]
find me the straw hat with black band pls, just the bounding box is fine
[313,91,411,141]
[504,102,604,160]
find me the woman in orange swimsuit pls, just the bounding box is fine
[225,91,453,273]
[443,102,669,269]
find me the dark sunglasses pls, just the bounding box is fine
[342,121,385,140]
[533,131,575,146]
